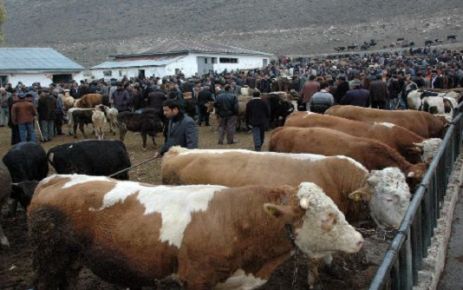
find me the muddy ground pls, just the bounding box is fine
[0,121,391,289]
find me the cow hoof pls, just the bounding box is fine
[0,237,10,248]
[142,147,147,152]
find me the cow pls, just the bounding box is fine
[269,127,427,187]
[425,40,433,46]
[75,93,104,108]
[60,92,76,110]
[66,108,94,138]
[162,147,411,229]
[284,112,442,164]
[325,105,447,138]
[29,175,363,289]
[47,140,131,180]
[92,109,106,140]
[96,104,119,135]
[117,108,164,149]
[407,90,459,116]
[447,35,457,41]
[0,161,12,247]
[263,93,294,128]
[2,142,48,214]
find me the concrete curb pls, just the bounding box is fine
[413,153,463,290]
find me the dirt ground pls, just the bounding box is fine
[0,121,391,290]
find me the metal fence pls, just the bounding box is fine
[368,104,463,290]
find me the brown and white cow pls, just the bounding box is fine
[28,174,363,290]
[75,93,104,108]
[325,105,447,138]
[284,111,442,164]
[269,127,427,186]
[162,147,411,229]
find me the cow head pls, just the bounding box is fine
[415,138,442,164]
[406,163,427,188]
[352,168,411,229]
[264,182,364,258]
[11,180,40,209]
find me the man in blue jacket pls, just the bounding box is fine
[157,99,198,156]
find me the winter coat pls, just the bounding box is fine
[215,92,239,118]
[245,97,270,127]
[11,99,37,125]
[159,113,198,155]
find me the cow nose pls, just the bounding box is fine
[356,239,364,249]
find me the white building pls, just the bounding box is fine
[0,48,84,86]
[91,40,274,80]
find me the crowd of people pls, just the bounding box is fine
[0,46,462,151]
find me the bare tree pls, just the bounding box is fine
[0,0,5,42]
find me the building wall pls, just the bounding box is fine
[91,66,169,80]
[4,72,83,86]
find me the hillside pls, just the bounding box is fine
[2,0,463,67]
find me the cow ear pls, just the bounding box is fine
[263,203,296,221]
[348,187,371,202]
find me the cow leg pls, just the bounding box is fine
[73,123,78,138]
[8,199,18,216]
[79,123,86,138]
[141,132,147,150]
[0,215,9,247]
[119,126,127,142]
[29,207,82,290]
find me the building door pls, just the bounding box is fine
[52,74,73,83]
[197,57,213,76]
[138,69,145,79]
[0,75,8,86]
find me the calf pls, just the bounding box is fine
[284,112,442,164]
[67,108,94,138]
[118,108,164,149]
[2,142,48,213]
[96,105,119,135]
[47,140,131,180]
[269,127,427,187]
[162,147,411,229]
[29,175,363,289]
[0,161,12,247]
[325,105,447,138]
[91,109,106,140]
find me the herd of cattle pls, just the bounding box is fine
[0,85,460,289]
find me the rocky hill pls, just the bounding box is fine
[2,0,463,67]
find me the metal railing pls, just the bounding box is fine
[368,104,463,290]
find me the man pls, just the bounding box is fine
[340,80,370,107]
[157,99,198,156]
[37,89,56,142]
[369,75,388,109]
[309,82,334,113]
[300,75,320,111]
[111,82,132,113]
[0,88,10,127]
[11,93,37,142]
[214,84,239,145]
[333,76,349,104]
[246,91,270,151]
[197,86,214,126]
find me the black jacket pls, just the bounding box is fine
[340,89,370,107]
[214,92,238,118]
[246,98,270,127]
[197,90,214,106]
[37,94,57,121]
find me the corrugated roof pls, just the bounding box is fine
[115,40,273,58]
[91,56,182,69]
[0,48,84,72]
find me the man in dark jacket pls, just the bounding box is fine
[37,89,56,142]
[197,86,214,126]
[340,80,370,107]
[246,91,270,151]
[369,75,388,109]
[157,99,198,156]
[111,83,132,112]
[214,85,239,145]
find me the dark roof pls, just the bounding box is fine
[114,40,273,58]
[0,48,84,72]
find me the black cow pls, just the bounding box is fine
[447,35,457,41]
[118,108,164,149]
[47,140,131,180]
[2,142,48,212]
[425,40,433,46]
[0,161,12,247]
[263,93,294,128]
[68,108,94,138]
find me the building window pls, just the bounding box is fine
[119,70,123,77]
[263,59,268,67]
[204,58,208,64]
[103,70,112,77]
[219,58,238,64]
[212,57,217,64]
[0,75,8,86]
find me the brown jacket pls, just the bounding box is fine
[300,80,320,104]
[11,100,37,125]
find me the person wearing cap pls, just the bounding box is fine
[214,84,239,145]
[340,80,370,107]
[245,91,270,151]
[11,92,37,142]
[37,89,56,142]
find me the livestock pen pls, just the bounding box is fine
[368,103,463,290]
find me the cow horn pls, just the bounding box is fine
[413,142,424,149]
[299,198,310,210]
